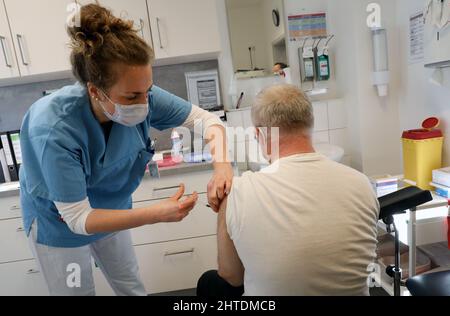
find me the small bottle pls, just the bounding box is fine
[171,130,183,163]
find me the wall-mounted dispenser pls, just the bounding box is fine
[371,27,390,97]
[314,35,334,81]
[299,41,315,83]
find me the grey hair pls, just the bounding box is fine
[251,84,314,134]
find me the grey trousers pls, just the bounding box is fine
[28,222,147,296]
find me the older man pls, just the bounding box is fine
[198,84,380,296]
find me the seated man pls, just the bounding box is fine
[198,84,380,296]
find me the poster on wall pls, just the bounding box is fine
[288,13,327,42]
[409,11,425,64]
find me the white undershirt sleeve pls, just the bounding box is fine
[54,198,93,236]
[182,105,224,132]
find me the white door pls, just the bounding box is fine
[3,0,73,76]
[147,0,221,59]
[0,1,20,79]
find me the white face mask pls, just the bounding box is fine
[99,90,149,127]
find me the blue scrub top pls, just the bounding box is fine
[19,83,192,248]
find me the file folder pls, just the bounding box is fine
[0,133,18,181]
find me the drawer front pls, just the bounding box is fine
[131,194,217,246]
[415,217,449,246]
[0,260,48,296]
[0,195,22,221]
[133,170,213,202]
[0,218,34,264]
[135,235,218,294]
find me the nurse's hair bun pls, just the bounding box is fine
[68,2,134,57]
[67,2,154,89]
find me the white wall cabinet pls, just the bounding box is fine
[79,0,154,48]
[0,2,20,79]
[0,0,221,84]
[3,0,74,77]
[147,0,221,60]
[1,0,154,78]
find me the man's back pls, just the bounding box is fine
[226,153,380,296]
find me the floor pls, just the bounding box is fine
[151,288,390,296]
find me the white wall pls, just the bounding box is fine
[284,0,328,88]
[396,0,450,167]
[284,0,403,175]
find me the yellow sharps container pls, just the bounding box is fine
[402,117,444,190]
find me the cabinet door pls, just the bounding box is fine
[0,260,49,296]
[0,1,20,79]
[147,0,221,59]
[0,195,22,221]
[80,0,153,48]
[131,194,217,246]
[3,0,74,76]
[135,235,217,294]
[0,217,34,264]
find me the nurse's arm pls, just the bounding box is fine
[57,185,198,235]
[182,106,234,212]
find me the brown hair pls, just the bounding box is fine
[67,2,154,90]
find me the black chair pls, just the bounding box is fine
[378,186,433,296]
[406,269,450,296]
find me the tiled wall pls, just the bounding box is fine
[312,99,351,166]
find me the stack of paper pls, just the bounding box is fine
[370,175,399,197]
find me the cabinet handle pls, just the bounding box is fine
[16,34,29,66]
[0,36,12,68]
[10,205,21,211]
[156,17,163,49]
[16,227,25,232]
[26,269,40,275]
[164,248,195,257]
[153,185,181,192]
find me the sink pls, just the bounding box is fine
[314,143,345,163]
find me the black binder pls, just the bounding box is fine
[0,132,18,182]
[7,131,21,174]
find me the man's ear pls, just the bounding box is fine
[254,127,261,141]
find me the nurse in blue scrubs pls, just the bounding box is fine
[19,4,233,296]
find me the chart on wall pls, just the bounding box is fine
[409,11,425,64]
[288,13,327,41]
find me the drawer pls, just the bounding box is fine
[133,170,213,202]
[0,218,34,264]
[0,260,48,296]
[0,195,22,221]
[135,235,218,294]
[131,194,217,246]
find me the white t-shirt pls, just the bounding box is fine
[226,153,380,296]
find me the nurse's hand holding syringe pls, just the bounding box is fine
[84,184,198,234]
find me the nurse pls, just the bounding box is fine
[19,4,232,296]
